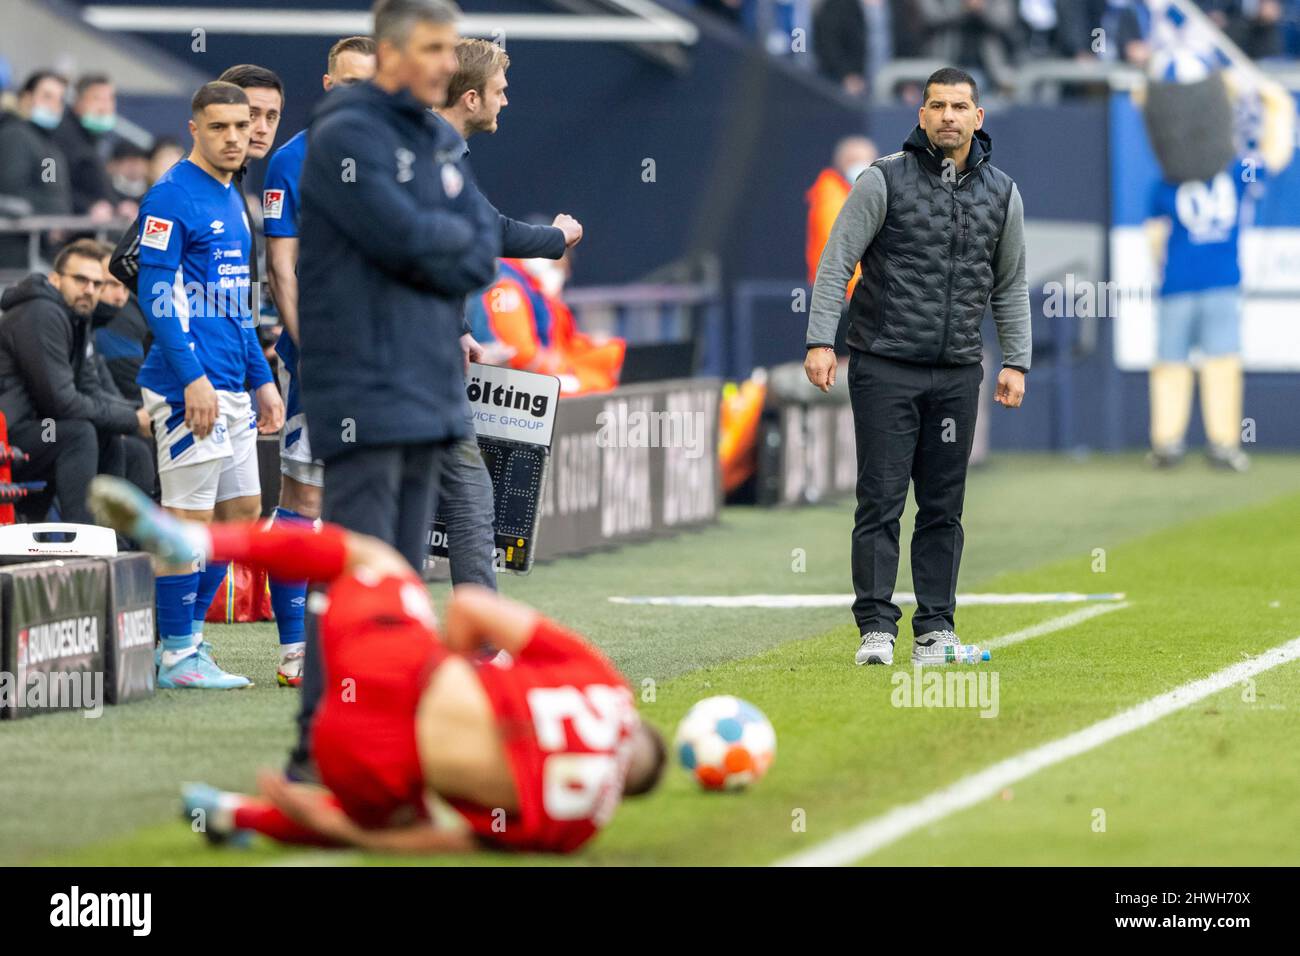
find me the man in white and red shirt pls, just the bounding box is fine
[89,477,666,854]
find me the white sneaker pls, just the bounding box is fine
[912,629,961,666]
[277,647,305,688]
[854,632,895,666]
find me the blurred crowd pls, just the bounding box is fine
[693,0,1300,98]
[0,70,184,222]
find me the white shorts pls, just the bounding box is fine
[143,387,261,510]
[276,358,324,487]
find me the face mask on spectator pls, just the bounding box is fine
[843,162,868,184]
[81,112,117,134]
[92,299,121,327]
[29,105,63,130]
[111,172,146,198]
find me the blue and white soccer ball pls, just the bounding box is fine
[674,695,776,791]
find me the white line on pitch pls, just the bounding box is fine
[609,592,1127,609]
[983,601,1130,650]
[773,635,1300,867]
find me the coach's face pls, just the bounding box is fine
[919,82,983,155]
[190,103,251,174]
[388,20,459,108]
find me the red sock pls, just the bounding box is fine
[233,797,344,847]
[207,521,349,583]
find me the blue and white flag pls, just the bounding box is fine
[1144,0,1236,82]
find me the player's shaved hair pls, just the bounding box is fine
[190,80,248,117]
[372,0,460,47]
[447,38,509,106]
[328,35,377,73]
[623,722,668,798]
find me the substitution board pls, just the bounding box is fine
[428,364,560,574]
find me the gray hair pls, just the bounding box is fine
[372,0,460,46]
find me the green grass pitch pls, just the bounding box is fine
[6,452,1300,866]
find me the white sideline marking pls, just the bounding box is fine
[773,636,1300,867]
[984,601,1130,650]
[609,591,1126,608]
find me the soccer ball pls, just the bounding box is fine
[674,696,776,791]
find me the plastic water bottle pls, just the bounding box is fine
[944,644,991,664]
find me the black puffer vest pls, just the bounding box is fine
[846,125,1014,367]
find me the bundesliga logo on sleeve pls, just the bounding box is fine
[263,189,285,219]
[140,216,173,251]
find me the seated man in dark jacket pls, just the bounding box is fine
[91,242,151,403]
[89,241,155,495]
[0,238,152,523]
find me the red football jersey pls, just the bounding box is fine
[450,617,639,853]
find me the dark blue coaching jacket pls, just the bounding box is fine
[297,82,500,463]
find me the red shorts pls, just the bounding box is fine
[310,571,447,828]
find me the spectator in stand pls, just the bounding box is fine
[107,141,149,208]
[1057,0,1150,65]
[0,71,72,212]
[1203,0,1286,59]
[915,0,1021,94]
[806,135,876,351]
[146,137,185,187]
[53,74,135,222]
[0,71,72,266]
[814,0,895,97]
[0,238,153,523]
[1018,0,1062,57]
[92,241,151,404]
[87,242,154,495]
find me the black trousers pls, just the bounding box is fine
[293,440,452,766]
[9,419,152,523]
[848,349,982,638]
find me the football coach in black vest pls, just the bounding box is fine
[804,67,1031,668]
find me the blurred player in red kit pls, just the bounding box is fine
[89,476,666,854]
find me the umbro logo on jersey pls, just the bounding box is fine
[210,220,225,234]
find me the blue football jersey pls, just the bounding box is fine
[262,128,306,239]
[135,159,262,404]
[1151,158,1266,296]
[265,130,308,416]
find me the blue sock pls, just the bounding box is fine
[157,572,199,653]
[192,560,231,639]
[269,507,310,646]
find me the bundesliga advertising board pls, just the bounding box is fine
[0,0,1296,938]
